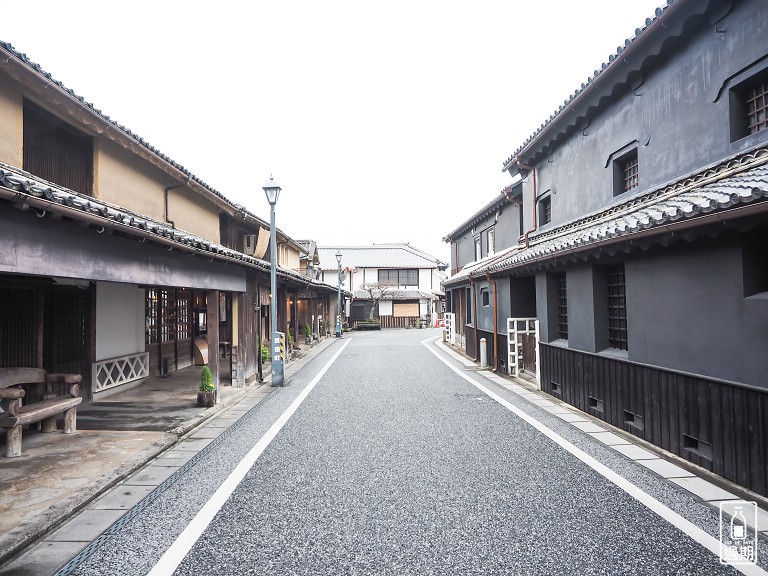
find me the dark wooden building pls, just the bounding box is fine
[443,0,768,498]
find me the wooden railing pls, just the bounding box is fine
[539,343,768,497]
[92,352,150,393]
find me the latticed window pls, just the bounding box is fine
[146,289,159,344]
[23,100,93,195]
[556,273,568,340]
[378,269,418,286]
[541,196,552,224]
[623,153,639,192]
[747,80,768,134]
[487,227,495,255]
[160,290,176,342]
[606,264,628,350]
[177,288,190,340]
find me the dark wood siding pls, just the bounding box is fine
[540,343,768,497]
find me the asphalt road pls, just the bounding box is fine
[65,329,760,575]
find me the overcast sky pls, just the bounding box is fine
[2,1,665,264]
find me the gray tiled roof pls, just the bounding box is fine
[487,149,768,273]
[318,244,448,271]
[0,162,342,292]
[442,245,519,287]
[0,40,308,246]
[353,288,439,301]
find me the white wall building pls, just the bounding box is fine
[317,244,448,327]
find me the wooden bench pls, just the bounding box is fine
[0,368,83,457]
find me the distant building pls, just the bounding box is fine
[317,244,448,328]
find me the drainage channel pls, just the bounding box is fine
[54,387,280,576]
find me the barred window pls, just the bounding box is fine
[613,148,639,197]
[747,80,768,134]
[606,264,628,350]
[556,273,568,340]
[23,100,93,195]
[623,153,639,192]
[540,196,552,225]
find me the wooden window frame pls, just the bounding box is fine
[23,99,93,195]
[613,148,639,197]
[606,264,628,351]
[556,273,568,340]
[539,195,552,225]
[747,79,768,135]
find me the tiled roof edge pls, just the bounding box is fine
[0,40,287,241]
[0,163,336,290]
[501,0,677,170]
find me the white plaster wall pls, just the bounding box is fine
[379,300,393,317]
[419,300,429,317]
[95,282,144,361]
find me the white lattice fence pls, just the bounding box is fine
[444,312,456,344]
[507,318,538,379]
[92,352,150,393]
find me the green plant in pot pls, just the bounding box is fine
[197,365,215,407]
[305,323,312,344]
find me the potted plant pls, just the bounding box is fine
[305,323,312,345]
[197,365,215,407]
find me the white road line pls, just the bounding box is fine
[423,338,767,575]
[147,338,352,576]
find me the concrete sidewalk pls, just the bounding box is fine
[0,336,337,570]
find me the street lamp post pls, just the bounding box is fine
[263,176,284,387]
[336,251,342,338]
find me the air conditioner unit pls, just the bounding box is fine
[244,234,257,256]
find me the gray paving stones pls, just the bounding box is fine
[553,412,588,423]
[713,500,768,532]
[570,421,605,433]
[90,485,156,510]
[46,510,126,542]
[637,458,695,479]
[589,431,631,446]
[669,476,740,502]
[610,444,658,461]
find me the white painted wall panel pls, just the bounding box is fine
[95,282,144,361]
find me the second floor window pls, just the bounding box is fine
[540,196,552,225]
[378,269,418,286]
[623,153,639,192]
[613,149,639,197]
[487,227,495,256]
[23,100,93,195]
[747,80,768,134]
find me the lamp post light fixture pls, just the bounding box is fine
[263,175,284,387]
[336,250,342,338]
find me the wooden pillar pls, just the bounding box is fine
[207,290,219,401]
